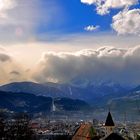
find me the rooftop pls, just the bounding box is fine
[105,112,115,127]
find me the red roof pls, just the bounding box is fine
[72,123,97,140]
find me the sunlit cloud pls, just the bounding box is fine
[1,40,140,86]
[81,0,140,35]
[32,45,140,86]
[112,8,140,35]
[0,0,16,18]
[81,0,138,15]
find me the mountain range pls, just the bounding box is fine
[0,81,140,115]
[0,90,90,113]
[0,81,128,104]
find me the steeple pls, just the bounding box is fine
[105,111,115,136]
[105,112,115,126]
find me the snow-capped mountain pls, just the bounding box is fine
[0,81,129,105]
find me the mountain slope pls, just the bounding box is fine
[0,82,65,97]
[0,91,90,113]
[0,81,128,105]
[107,85,140,114]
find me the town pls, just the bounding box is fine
[0,109,140,140]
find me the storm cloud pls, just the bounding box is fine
[0,45,140,86]
[33,46,140,85]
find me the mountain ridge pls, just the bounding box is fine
[0,81,129,105]
[0,90,90,113]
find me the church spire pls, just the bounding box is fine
[105,111,115,126]
[105,111,115,136]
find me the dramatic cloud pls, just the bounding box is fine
[81,0,138,15]
[0,48,30,84]
[84,25,100,31]
[1,43,140,86]
[33,46,140,85]
[112,8,140,35]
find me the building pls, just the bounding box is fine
[72,123,98,140]
[105,112,115,136]
[104,133,125,140]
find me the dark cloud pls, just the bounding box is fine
[0,49,29,84]
[10,71,20,75]
[0,53,11,62]
[33,46,140,86]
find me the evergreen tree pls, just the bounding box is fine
[0,110,6,139]
[6,113,36,140]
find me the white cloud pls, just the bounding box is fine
[84,25,100,31]
[81,0,140,35]
[105,0,138,8]
[81,0,97,5]
[0,0,16,18]
[112,8,140,35]
[81,0,138,15]
[32,46,140,85]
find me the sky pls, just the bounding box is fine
[0,0,140,86]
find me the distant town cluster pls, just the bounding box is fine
[0,109,140,140]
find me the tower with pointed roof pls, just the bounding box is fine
[105,111,115,136]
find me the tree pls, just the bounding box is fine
[7,113,36,140]
[0,115,5,139]
[0,110,7,139]
[137,135,140,140]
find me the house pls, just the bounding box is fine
[104,133,125,140]
[72,123,98,140]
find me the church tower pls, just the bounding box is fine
[105,111,115,136]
